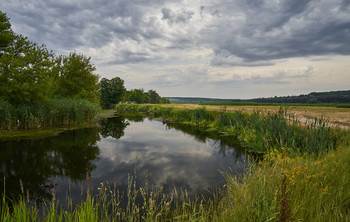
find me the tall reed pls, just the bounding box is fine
[0,98,99,130]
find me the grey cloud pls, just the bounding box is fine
[2,0,350,68]
[202,0,350,66]
[110,50,161,65]
[211,66,314,87]
[161,7,194,24]
[2,0,172,54]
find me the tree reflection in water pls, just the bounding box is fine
[0,127,100,205]
[0,115,249,207]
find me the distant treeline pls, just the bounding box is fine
[167,90,350,105]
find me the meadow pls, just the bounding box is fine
[1,103,349,221]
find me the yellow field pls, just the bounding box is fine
[157,104,350,128]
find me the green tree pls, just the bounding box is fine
[56,52,100,104]
[100,77,126,109]
[160,97,170,104]
[0,35,56,104]
[123,88,149,104]
[147,89,161,104]
[0,11,15,55]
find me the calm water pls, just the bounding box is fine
[0,116,249,205]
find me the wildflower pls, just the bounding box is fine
[321,186,329,193]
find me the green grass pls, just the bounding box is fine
[115,104,349,155]
[218,145,350,221]
[0,98,100,130]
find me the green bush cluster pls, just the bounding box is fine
[0,98,99,130]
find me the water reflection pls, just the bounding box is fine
[0,128,100,205]
[0,116,249,206]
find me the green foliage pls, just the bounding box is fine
[100,77,126,109]
[160,97,170,104]
[219,146,350,221]
[0,35,56,104]
[147,89,161,104]
[120,88,169,105]
[122,88,149,104]
[56,52,100,104]
[0,11,101,116]
[0,11,15,54]
[0,98,99,130]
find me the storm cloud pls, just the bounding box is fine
[1,0,349,98]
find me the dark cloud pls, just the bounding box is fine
[161,7,194,24]
[202,0,350,66]
[2,0,349,68]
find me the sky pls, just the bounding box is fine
[1,0,350,99]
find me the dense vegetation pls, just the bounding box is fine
[168,90,350,105]
[0,11,101,130]
[1,104,349,221]
[100,79,170,109]
[100,77,169,109]
[0,98,99,130]
[115,104,348,155]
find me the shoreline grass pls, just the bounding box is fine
[0,98,100,131]
[115,104,349,155]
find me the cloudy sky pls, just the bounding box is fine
[1,0,350,99]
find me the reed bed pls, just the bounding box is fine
[115,104,349,155]
[0,98,99,130]
[1,172,217,221]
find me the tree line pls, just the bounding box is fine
[0,11,100,105]
[100,77,169,109]
[0,10,168,110]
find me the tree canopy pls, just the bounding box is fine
[122,88,169,104]
[56,52,100,104]
[0,35,56,104]
[0,10,101,106]
[0,11,15,54]
[100,77,126,109]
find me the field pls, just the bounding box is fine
[158,103,350,128]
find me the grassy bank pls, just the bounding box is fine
[0,98,100,130]
[115,104,349,155]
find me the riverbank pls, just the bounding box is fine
[115,104,349,155]
[159,103,350,128]
[1,104,349,221]
[0,109,116,140]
